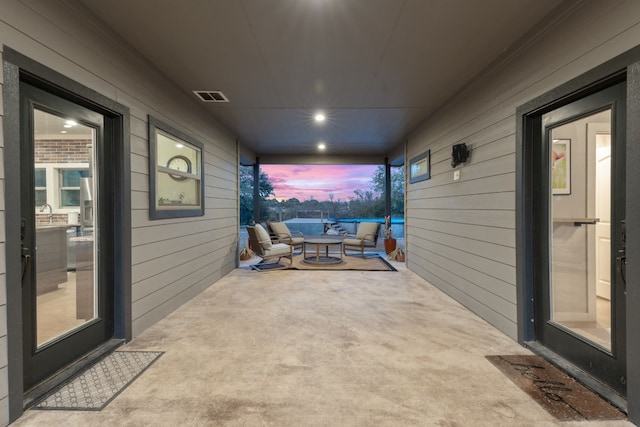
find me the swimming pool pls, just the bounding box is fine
[328,217,404,224]
[283,217,404,236]
[330,218,404,236]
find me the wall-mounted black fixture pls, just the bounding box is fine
[451,143,470,168]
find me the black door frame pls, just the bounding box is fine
[2,47,131,422]
[20,82,117,392]
[537,82,626,395]
[516,46,640,423]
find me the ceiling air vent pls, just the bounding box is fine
[193,90,229,102]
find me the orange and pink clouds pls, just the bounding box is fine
[261,164,379,202]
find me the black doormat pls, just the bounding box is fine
[486,355,626,421]
[33,350,163,411]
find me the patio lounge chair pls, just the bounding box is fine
[246,224,293,269]
[343,222,380,257]
[268,221,304,251]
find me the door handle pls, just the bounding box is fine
[617,219,627,292]
[21,216,30,285]
[21,247,31,285]
[616,253,626,293]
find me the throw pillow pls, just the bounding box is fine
[254,223,272,249]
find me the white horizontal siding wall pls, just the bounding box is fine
[0,1,238,422]
[406,0,640,340]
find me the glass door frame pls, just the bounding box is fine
[2,48,132,422]
[20,81,112,391]
[517,47,640,420]
[534,83,626,395]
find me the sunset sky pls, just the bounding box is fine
[260,164,379,202]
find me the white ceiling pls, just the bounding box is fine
[76,0,566,161]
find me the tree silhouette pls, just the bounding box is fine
[239,166,275,225]
[371,165,405,217]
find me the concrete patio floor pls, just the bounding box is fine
[13,262,633,426]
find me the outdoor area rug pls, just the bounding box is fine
[486,355,626,421]
[34,350,163,411]
[252,254,397,271]
[291,253,396,271]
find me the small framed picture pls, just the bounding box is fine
[409,150,430,184]
[551,139,571,195]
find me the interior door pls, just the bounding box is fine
[20,82,114,391]
[588,124,612,300]
[535,81,626,396]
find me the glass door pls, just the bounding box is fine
[33,108,97,347]
[21,82,113,391]
[535,81,626,396]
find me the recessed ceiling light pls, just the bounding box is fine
[175,143,184,148]
[314,113,326,123]
[65,120,77,126]
[318,143,326,150]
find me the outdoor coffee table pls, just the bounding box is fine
[302,237,344,265]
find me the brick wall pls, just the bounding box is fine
[35,139,91,163]
[34,139,90,225]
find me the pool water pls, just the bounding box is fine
[284,217,404,237]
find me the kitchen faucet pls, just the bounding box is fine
[40,203,53,224]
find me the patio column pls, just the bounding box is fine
[385,157,391,217]
[253,158,260,223]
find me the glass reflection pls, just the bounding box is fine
[549,109,612,351]
[34,108,97,347]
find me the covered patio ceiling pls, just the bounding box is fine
[76,0,567,162]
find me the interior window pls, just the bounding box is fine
[59,169,86,207]
[34,169,47,206]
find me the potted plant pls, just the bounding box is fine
[383,215,397,254]
[239,246,254,260]
[387,246,405,262]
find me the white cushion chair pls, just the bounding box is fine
[343,222,380,257]
[268,221,304,251]
[246,224,293,268]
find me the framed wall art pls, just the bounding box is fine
[551,139,571,195]
[148,116,205,219]
[409,149,431,184]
